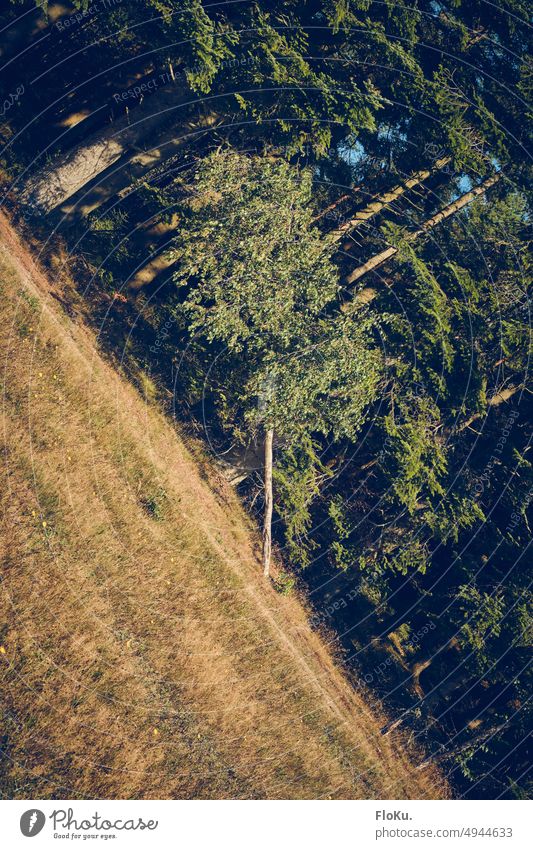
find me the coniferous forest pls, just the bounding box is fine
[0,0,531,801]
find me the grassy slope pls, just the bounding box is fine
[0,215,446,799]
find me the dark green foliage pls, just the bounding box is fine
[170,150,382,447]
[273,439,329,568]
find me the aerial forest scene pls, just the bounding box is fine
[0,0,531,803]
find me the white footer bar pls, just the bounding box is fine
[0,799,530,848]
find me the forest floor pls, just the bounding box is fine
[0,212,448,799]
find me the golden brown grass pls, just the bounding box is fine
[0,215,448,799]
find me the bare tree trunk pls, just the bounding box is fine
[346,246,398,286]
[262,428,274,578]
[16,78,205,214]
[346,172,501,288]
[458,384,522,430]
[410,657,435,699]
[58,120,218,221]
[329,157,451,242]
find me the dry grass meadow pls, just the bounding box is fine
[0,214,447,799]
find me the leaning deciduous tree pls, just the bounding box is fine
[171,150,382,576]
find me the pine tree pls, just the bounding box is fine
[169,149,382,575]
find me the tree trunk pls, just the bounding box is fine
[262,428,274,578]
[346,246,398,286]
[410,657,435,699]
[312,192,353,223]
[329,157,451,243]
[346,172,501,288]
[16,78,209,214]
[458,384,522,430]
